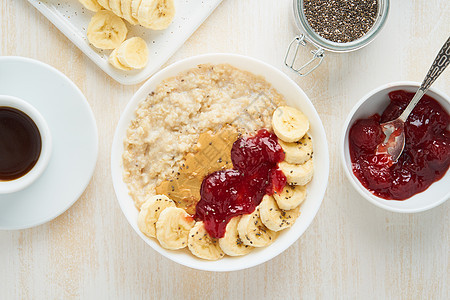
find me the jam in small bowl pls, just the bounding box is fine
[341,82,450,213]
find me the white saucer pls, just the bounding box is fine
[0,56,98,230]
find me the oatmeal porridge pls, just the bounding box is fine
[123,64,285,208]
[123,64,315,260]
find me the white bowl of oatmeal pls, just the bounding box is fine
[111,53,329,271]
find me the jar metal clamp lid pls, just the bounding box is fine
[285,0,390,76]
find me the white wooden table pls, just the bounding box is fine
[0,0,449,298]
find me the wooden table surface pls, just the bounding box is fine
[1,0,449,299]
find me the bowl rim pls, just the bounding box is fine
[0,94,52,194]
[340,81,450,213]
[111,53,330,271]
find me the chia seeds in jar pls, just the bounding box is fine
[284,0,389,76]
[303,0,378,43]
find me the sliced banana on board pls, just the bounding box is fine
[156,207,195,250]
[273,184,307,210]
[259,195,300,232]
[272,106,310,143]
[219,216,254,256]
[121,0,139,24]
[87,10,128,49]
[137,194,175,238]
[278,133,313,165]
[94,0,175,29]
[116,37,149,69]
[79,0,102,12]
[279,159,314,186]
[188,222,225,261]
[237,208,277,248]
[138,0,176,30]
[109,48,132,70]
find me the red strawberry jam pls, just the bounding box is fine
[195,129,286,238]
[349,90,450,200]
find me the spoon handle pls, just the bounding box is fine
[421,36,450,91]
[399,36,450,122]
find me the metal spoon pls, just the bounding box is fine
[377,36,450,162]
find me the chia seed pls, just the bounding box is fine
[303,0,378,43]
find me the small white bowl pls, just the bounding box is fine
[0,95,52,194]
[341,81,450,213]
[111,53,329,271]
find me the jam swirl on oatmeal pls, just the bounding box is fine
[195,129,286,238]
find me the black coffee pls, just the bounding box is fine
[0,107,42,180]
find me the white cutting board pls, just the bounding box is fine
[27,0,223,85]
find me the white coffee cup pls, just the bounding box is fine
[0,95,52,194]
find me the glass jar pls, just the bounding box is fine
[285,0,390,76]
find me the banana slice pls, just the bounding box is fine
[278,133,313,165]
[279,159,314,186]
[109,48,133,70]
[79,0,102,12]
[109,0,124,18]
[97,0,111,10]
[121,0,139,24]
[259,195,300,232]
[138,0,176,30]
[188,222,225,261]
[272,106,310,143]
[273,184,307,210]
[219,216,254,256]
[156,207,195,250]
[87,10,128,50]
[131,0,143,21]
[137,194,175,238]
[237,208,277,248]
[116,37,149,69]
